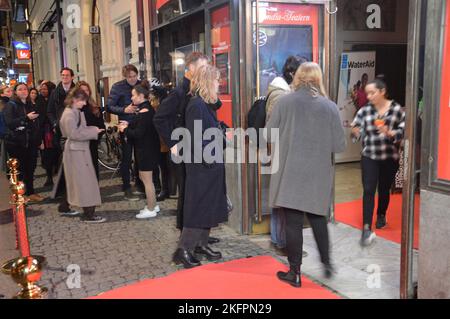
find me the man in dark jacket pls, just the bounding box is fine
[107,64,142,200]
[154,52,221,245]
[47,68,79,216]
[47,68,76,130]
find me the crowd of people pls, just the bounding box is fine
[0,50,405,288]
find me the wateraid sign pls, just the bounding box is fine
[336,51,376,163]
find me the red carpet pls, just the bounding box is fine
[91,256,339,299]
[335,194,420,249]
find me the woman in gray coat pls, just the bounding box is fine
[266,62,346,288]
[60,88,106,223]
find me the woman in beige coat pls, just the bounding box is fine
[60,88,106,223]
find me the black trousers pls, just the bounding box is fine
[175,161,186,230]
[178,227,210,250]
[120,135,142,191]
[41,148,60,178]
[284,208,330,268]
[361,156,400,229]
[6,144,38,195]
[159,152,171,193]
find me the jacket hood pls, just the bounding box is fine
[268,77,291,94]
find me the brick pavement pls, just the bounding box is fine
[5,166,283,299]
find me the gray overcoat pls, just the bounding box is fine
[60,107,101,208]
[266,87,346,216]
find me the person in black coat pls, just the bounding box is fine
[172,65,228,269]
[36,81,57,186]
[118,81,161,219]
[3,83,44,202]
[77,81,106,180]
[153,52,209,231]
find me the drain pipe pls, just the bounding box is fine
[136,0,147,80]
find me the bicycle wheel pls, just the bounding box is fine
[98,133,121,171]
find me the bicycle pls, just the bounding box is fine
[98,124,122,174]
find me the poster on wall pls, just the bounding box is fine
[342,0,397,32]
[336,51,376,163]
[437,4,450,181]
[253,3,320,96]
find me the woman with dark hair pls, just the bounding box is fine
[1,85,14,170]
[60,87,106,223]
[351,75,405,247]
[118,81,161,219]
[3,83,44,202]
[37,81,58,186]
[76,81,106,179]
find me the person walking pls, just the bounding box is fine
[36,81,58,187]
[60,87,106,223]
[351,75,405,247]
[265,55,307,256]
[153,53,214,235]
[76,81,106,180]
[266,62,346,288]
[172,65,228,269]
[118,81,161,219]
[3,83,44,202]
[107,64,143,201]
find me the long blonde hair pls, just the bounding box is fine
[292,62,328,98]
[190,65,220,104]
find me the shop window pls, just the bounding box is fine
[154,0,205,24]
[152,10,205,86]
[121,20,132,65]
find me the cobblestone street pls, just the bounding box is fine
[4,166,282,299]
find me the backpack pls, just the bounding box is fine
[247,96,270,147]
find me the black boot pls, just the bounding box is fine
[44,172,54,187]
[277,264,302,288]
[173,248,201,269]
[156,190,169,202]
[194,246,222,261]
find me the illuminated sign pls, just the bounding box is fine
[17,50,31,60]
[13,41,30,50]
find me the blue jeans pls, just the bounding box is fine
[271,208,286,248]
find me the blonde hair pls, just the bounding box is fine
[292,62,328,98]
[190,65,220,104]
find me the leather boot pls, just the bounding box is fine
[173,248,201,269]
[277,264,302,288]
[156,190,169,202]
[194,246,222,261]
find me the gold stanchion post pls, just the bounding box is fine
[1,158,47,299]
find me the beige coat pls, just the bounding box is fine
[60,107,101,208]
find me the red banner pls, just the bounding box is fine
[437,4,450,181]
[211,5,233,127]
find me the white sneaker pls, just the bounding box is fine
[140,205,160,213]
[136,207,157,219]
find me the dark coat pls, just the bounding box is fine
[153,77,191,149]
[3,98,41,148]
[183,96,228,229]
[47,82,75,128]
[124,101,160,171]
[107,79,141,122]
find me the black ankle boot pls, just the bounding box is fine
[277,264,301,288]
[194,246,222,261]
[156,191,169,202]
[173,248,201,269]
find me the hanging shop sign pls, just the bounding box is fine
[16,49,31,60]
[437,4,450,181]
[13,41,30,50]
[253,3,320,95]
[336,51,376,163]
